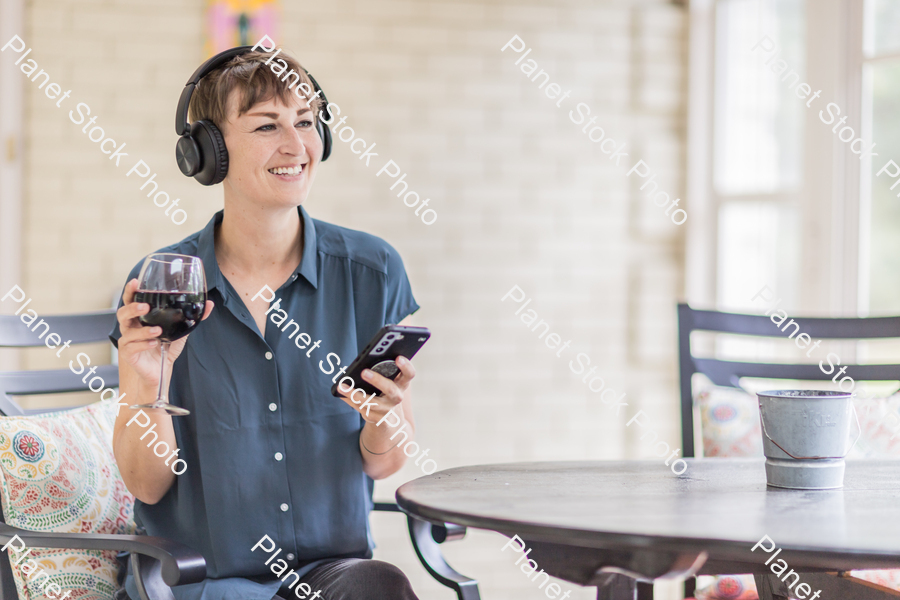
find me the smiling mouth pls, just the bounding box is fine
[268,165,305,177]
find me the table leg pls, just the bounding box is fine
[595,573,637,600]
[637,581,655,600]
[753,573,789,600]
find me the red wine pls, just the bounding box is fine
[134,291,207,342]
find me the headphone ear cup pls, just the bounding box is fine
[319,120,332,162]
[192,120,229,186]
[176,135,201,177]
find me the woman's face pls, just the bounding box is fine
[220,89,322,209]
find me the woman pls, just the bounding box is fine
[111,48,422,600]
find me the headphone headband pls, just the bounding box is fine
[176,46,254,136]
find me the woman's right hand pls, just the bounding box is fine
[115,278,215,389]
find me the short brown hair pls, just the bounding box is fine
[188,49,323,130]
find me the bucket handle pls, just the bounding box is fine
[758,401,862,460]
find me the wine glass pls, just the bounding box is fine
[129,253,207,416]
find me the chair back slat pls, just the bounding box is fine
[0,395,24,417]
[677,304,900,458]
[0,365,118,396]
[0,311,117,347]
[695,358,900,388]
[684,306,900,339]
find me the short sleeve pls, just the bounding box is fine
[108,260,145,349]
[383,244,419,325]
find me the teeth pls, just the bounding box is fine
[269,166,303,175]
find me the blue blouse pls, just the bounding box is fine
[110,206,419,600]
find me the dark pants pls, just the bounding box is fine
[275,559,419,600]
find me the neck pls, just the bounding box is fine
[215,200,303,276]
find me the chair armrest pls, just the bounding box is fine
[0,521,206,587]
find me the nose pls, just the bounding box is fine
[279,122,306,156]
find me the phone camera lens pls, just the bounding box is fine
[387,334,395,339]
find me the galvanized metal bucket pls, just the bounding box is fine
[757,390,860,490]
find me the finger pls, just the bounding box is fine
[391,356,416,388]
[118,279,156,331]
[118,280,148,325]
[121,326,162,345]
[334,380,372,406]
[334,380,354,402]
[124,338,160,356]
[337,387,398,425]
[360,369,403,404]
[117,301,151,332]
[332,386,378,420]
[121,279,140,305]
[201,300,215,321]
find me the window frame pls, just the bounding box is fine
[688,0,868,318]
[0,0,25,373]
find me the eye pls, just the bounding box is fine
[255,124,276,132]
[296,120,314,129]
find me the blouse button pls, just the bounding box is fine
[280,503,289,512]
[286,553,296,561]
[268,403,278,412]
[275,452,283,461]
[265,351,273,360]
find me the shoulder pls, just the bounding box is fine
[313,218,405,276]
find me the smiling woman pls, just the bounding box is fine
[109,43,423,600]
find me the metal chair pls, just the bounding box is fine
[0,310,120,416]
[0,309,481,600]
[676,302,900,599]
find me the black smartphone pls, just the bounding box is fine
[331,325,431,397]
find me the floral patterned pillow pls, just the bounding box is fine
[694,384,764,458]
[849,569,900,593]
[0,398,135,600]
[847,393,900,459]
[694,574,758,600]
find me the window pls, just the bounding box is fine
[862,0,900,314]
[713,0,804,314]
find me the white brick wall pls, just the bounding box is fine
[15,0,688,598]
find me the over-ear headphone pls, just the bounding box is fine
[175,45,333,186]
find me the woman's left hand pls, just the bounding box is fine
[336,355,416,424]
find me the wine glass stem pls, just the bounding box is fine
[156,341,171,405]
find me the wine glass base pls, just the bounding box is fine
[129,402,191,416]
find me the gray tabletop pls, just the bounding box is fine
[396,458,900,581]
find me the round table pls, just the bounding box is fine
[396,459,900,599]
